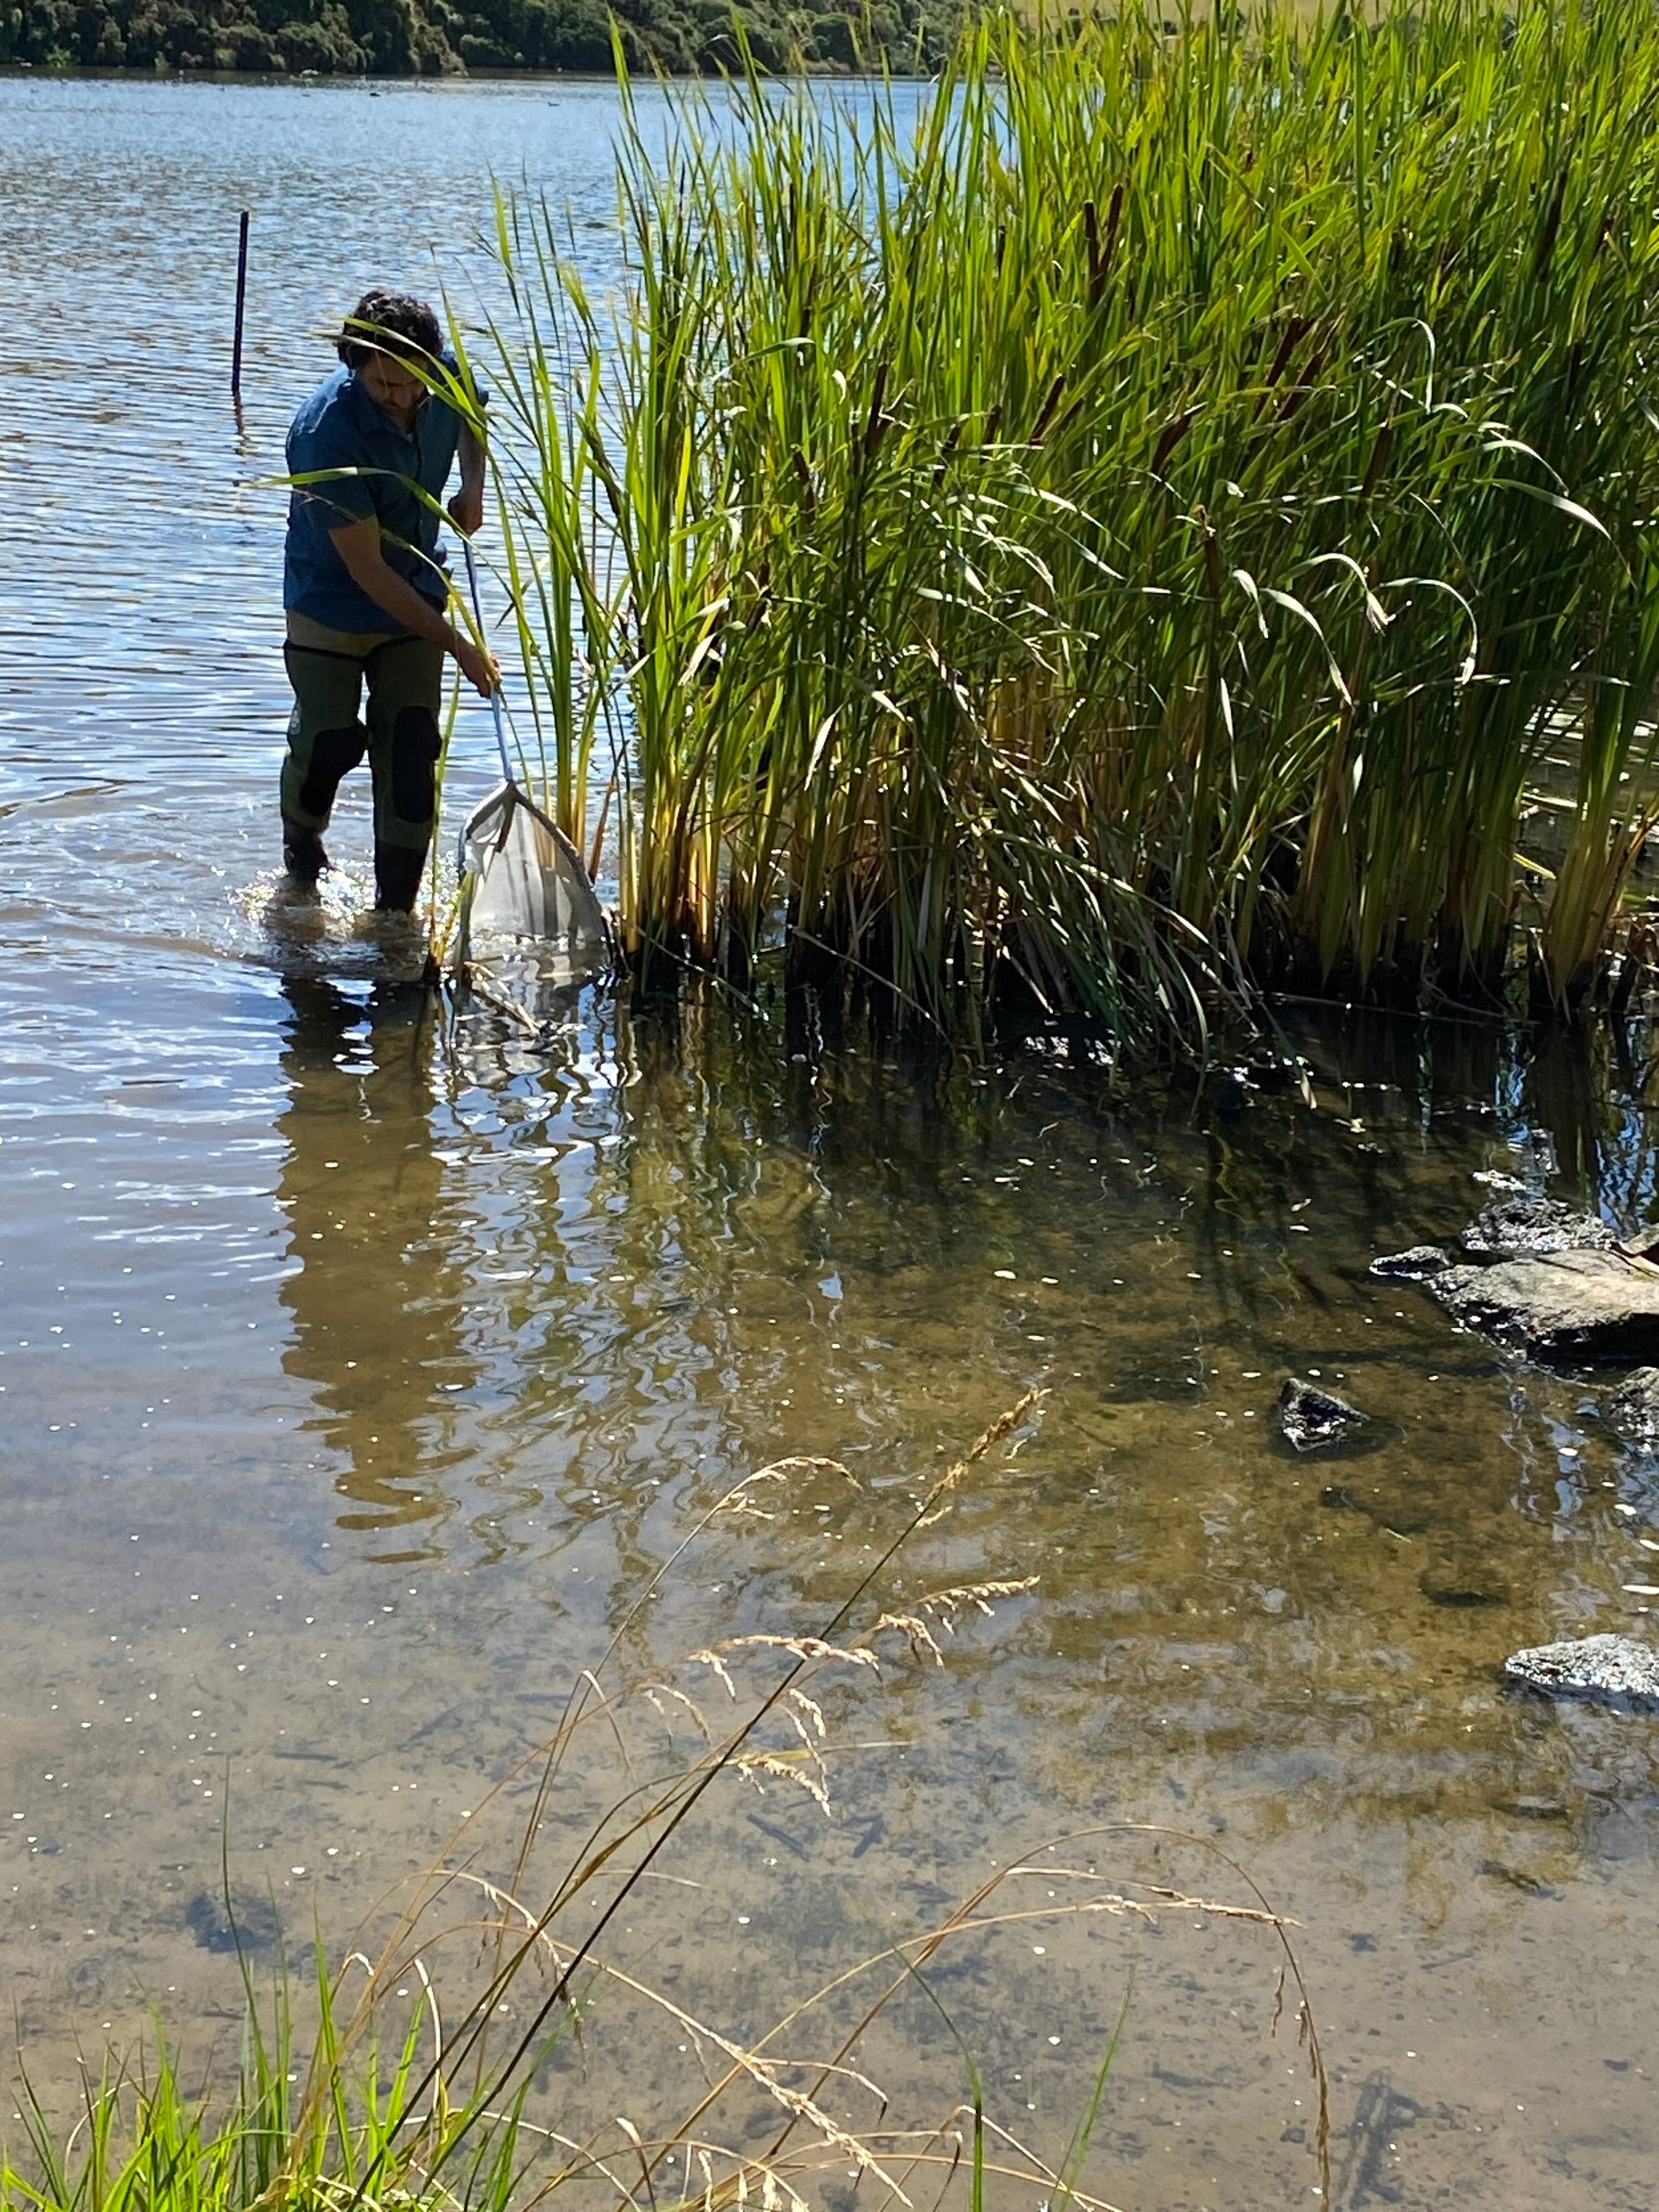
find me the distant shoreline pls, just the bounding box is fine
[2,63,931,81]
[0,0,962,84]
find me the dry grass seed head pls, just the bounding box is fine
[865,1612,943,1663]
[714,1468,791,1520]
[783,1685,827,1739]
[687,1649,740,1700]
[716,1632,881,1673]
[751,1455,863,1491]
[915,1389,1045,1525]
[866,1578,1038,1660]
[736,1751,832,1816]
[644,1684,716,1745]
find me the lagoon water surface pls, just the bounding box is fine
[2,72,1658,2211]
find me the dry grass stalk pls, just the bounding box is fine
[5,1404,1324,2212]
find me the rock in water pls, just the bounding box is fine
[1431,1249,1659,1363]
[1280,1376,1369,1451]
[1369,1245,1451,1280]
[1503,1633,1659,1709]
[1605,1366,1659,1444]
[1462,1195,1613,1257]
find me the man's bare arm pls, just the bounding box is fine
[448,425,486,539]
[327,517,498,696]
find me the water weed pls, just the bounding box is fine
[432,1,1659,1049]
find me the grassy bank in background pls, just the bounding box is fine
[445,1,1659,1053]
[0,0,963,76]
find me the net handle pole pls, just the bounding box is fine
[461,537,515,785]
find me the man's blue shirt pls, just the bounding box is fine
[284,363,471,633]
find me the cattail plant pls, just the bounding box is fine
[443,1,1659,1048]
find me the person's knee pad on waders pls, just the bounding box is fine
[388,703,441,830]
[281,722,368,881]
[297,724,369,817]
[280,634,373,882]
[374,704,442,912]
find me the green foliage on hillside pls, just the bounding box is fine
[0,0,963,73]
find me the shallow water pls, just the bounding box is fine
[3,73,1658,2212]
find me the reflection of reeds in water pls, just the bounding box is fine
[434,2,1659,1048]
[3,1402,1325,2209]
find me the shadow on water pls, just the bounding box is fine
[1337,2071,1427,2208]
[276,975,473,1558]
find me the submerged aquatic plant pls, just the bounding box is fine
[1,1401,1326,2209]
[439,0,1659,1047]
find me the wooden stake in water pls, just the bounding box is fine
[230,210,250,400]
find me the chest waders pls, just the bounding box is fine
[280,623,444,911]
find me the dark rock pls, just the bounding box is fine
[1369,1245,1451,1280]
[1462,1195,1613,1258]
[1431,1249,1659,1363]
[1279,1375,1369,1451]
[1605,1366,1659,1444]
[1503,1632,1659,1709]
[1209,1065,1256,1115]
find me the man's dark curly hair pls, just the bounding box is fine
[336,289,442,371]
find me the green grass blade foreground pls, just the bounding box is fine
[0,1403,1326,2210]
[446,0,1659,1051]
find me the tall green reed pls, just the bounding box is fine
[448,1,1659,1047]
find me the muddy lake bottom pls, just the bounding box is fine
[2,69,1658,2212]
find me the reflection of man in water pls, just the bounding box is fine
[281,288,499,911]
[275,977,472,1551]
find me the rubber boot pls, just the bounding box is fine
[283,827,330,885]
[374,843,427,914]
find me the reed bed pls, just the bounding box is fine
[442,0,1659,1047]
[2,1402,1325,2210]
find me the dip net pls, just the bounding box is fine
[458,778,607,972]
[452,541,608,981]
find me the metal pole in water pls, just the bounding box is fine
[230,210,250,400]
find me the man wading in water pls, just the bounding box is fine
[281,288,499,911]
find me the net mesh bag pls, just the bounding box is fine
[459,781,607,967]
